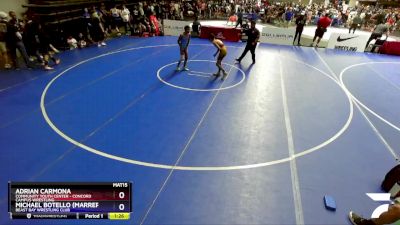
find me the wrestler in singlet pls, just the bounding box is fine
[213,38,227,60]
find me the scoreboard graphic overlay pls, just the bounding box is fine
[8,182,132,220]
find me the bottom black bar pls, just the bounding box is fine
[11,213,77,219]
[11,213,109,219]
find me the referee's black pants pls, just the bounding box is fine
[293,27,303,45]
[238,43,256,63]
[235,19,242,28]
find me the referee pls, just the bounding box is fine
[235,20,260,64]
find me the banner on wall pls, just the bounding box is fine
[327,33,370,52]
[259,27,296,46]
[163,20,191,36]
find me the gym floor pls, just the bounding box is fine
[0,36,399,225]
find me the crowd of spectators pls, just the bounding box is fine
[154,0,399,33]
[0,11,60,70]
[260,2,400,33]
[65,2,163,49]
[0,2,164,70]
